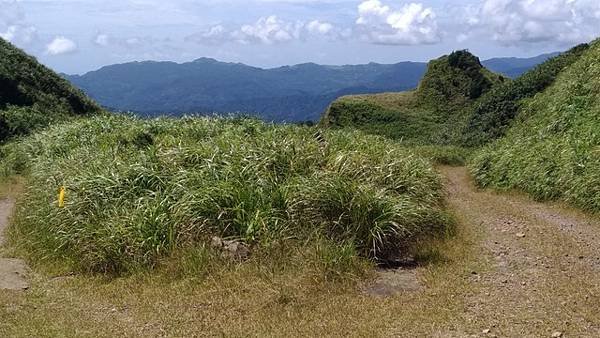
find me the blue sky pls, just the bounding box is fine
[2,0,600,74]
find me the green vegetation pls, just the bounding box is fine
[471,40,600,212]
[0,38,100,141]
[1,115,449,273]
[322,51,503,146]
[463,43,590,146]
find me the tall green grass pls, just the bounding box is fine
[1,115,449,273]
[463,43,589,146]
[471,40,600,212]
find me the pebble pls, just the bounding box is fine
[551,332,563,338]
[516,233,526,238]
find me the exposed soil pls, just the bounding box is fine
[436,166,600,337]
[364,267,423,296]
[0,198,29,291]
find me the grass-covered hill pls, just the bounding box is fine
[463,43,590,147]
[0,38,100,141]
[471,39,600,212]
[321,51,505,145]
[1,115,450,274]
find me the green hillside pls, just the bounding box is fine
[0,38,100,141]
[463,43,590,146]
[471,40,600,212]
[321,50,504,145]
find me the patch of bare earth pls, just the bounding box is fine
[0,198,29,291]
[439,166,600,337]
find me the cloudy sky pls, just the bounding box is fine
[2,0,600,74]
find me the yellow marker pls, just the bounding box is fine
[58,186,66,208]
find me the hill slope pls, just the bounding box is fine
[0,38,100,141]
[65,54,554,122]
[463,44,589,146]
[321,51,504,145]
[471,39,600,212]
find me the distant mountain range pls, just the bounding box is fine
[66,52,559,122]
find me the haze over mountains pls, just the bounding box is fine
[67,52,559,122]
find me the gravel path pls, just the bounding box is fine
[0,198,29,291]
[439,166,600,337]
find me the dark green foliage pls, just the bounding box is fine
[0,106,63,141]
[0,74,32,107]
[421,50,500,102]
[0,38,100,141]
[471,40,600,212]
[463,43,590,146]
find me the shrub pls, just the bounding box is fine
[2,115,449,273]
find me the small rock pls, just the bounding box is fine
[551,332,563,338]
[482,328,491,334]
[210,236,223,248]
[223,240,250,260]
[516,233,526,238]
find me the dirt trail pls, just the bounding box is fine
[0,198,29,291]
[438,166,600,337]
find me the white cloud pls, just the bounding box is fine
[46,36,77,55]
[233,15,301,44]
[464,0,600,45]
[306,20,334,35]
[356,1,440,45]
[94,33,110,46]
[186,16,340,45]
[0,0,37,45]
[185,24,233,45]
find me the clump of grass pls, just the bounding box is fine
[470,39,600,213]
[1,115,449,274]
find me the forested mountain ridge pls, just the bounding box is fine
[66,53,557,122]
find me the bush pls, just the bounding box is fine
[2,115,449,273]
